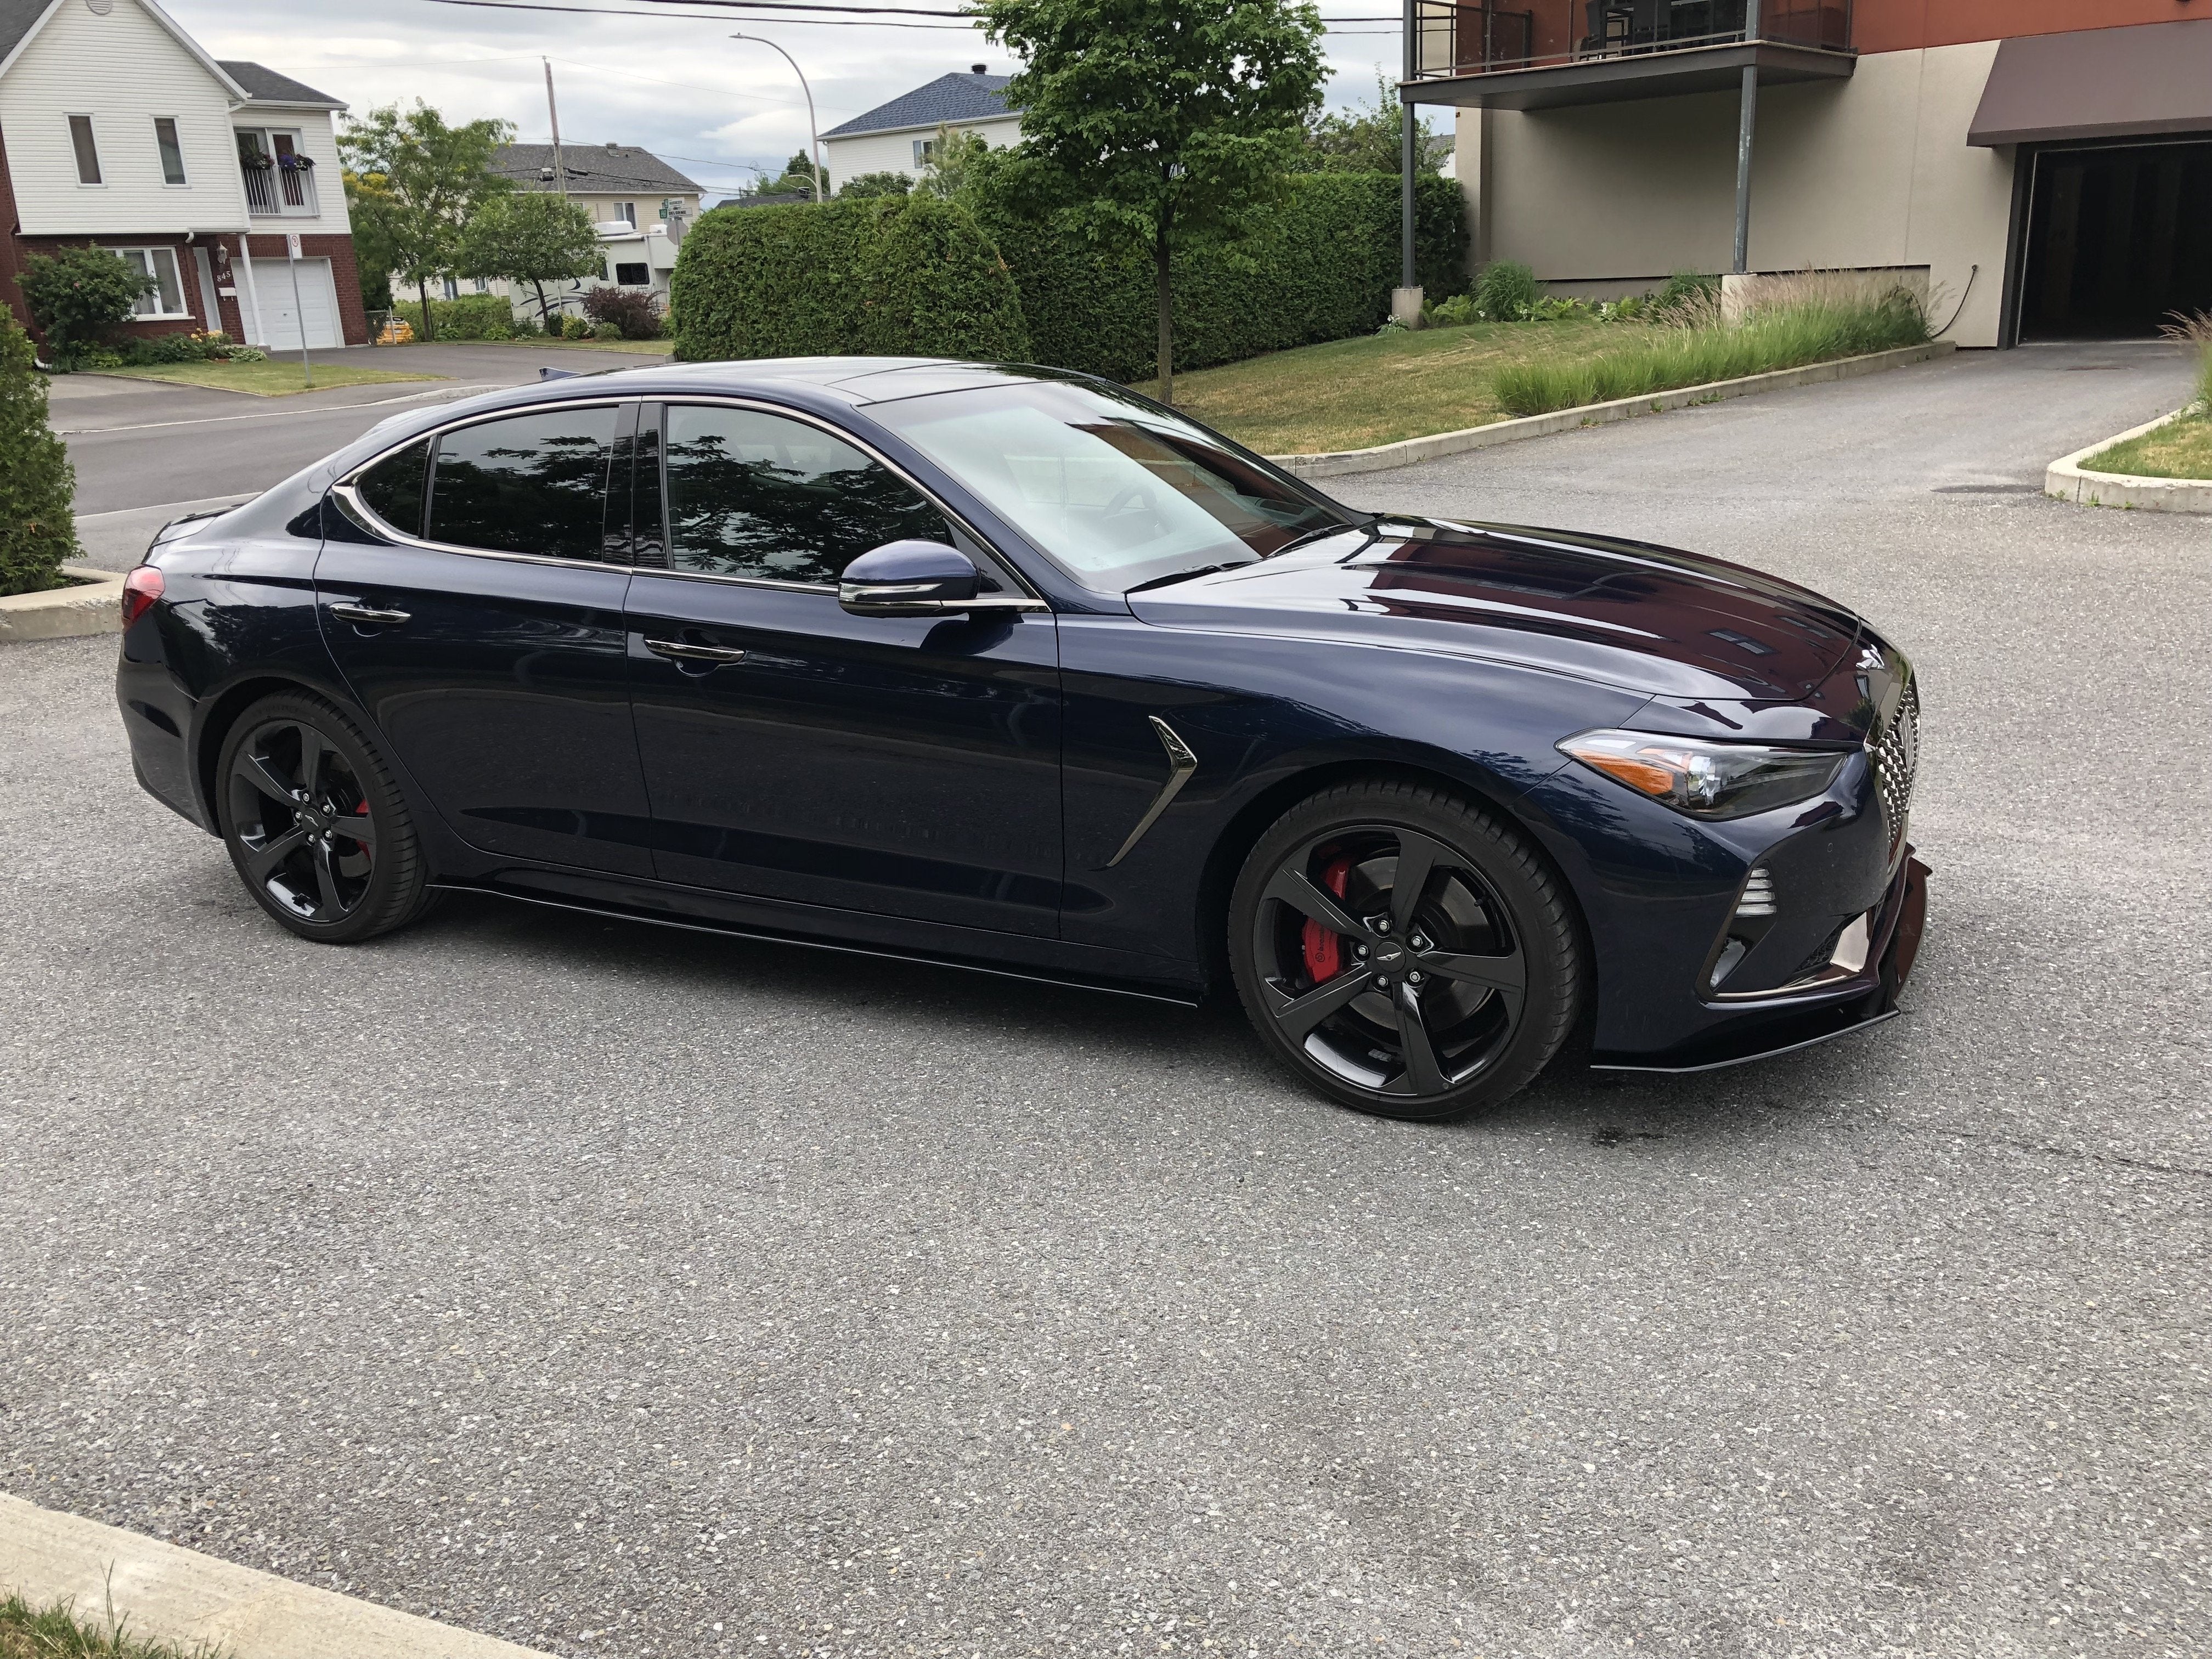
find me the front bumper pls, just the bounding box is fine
[1592,851,1929,1075]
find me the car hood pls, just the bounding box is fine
[1125,518,1865,702]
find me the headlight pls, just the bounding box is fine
[1558,730,1848,820]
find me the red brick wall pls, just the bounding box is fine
[0,126,30,339]
[1855,0,2202,54]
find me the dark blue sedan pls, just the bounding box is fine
[115,359,1927,1119]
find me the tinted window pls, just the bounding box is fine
[357,438,429,537]
[662,405,950,585]
[428,407,620,560]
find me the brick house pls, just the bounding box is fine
[1417,1,2212,346]
[0,0,367,351]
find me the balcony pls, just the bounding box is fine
[238,130,319,218]
[1411,0,1854,109]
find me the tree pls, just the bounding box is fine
[916,125,991,199]
[458,191,602,325]
[765,148,827,200]
[837,171,912,200]
[15,245,154,365]
[338,102,514,340]
[1298,74,1446,176]
[974,0,1327,404]
[0,318,77,596]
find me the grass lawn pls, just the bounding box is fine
[1131,317,1629,454]
[2087,410,2212,480]
[382,335,674,354]
[101,359,439,396]
[0,1592,216,1658]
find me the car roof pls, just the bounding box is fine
[534,357,1088,405]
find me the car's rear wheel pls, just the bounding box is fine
[215,691,432,943]
[1228,778,1582,1119]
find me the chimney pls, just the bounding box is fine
[971,63,986,75]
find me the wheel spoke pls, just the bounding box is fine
[1392,987,1452,1096]
[1265,967,1376,1042]
[1422,946,1526,999]
[335,812,376,850]
[311,840,344,915]
[1388,831,1447,936]
[1265,865,1365,940]
[295,725,330,800]
[245,826,308,884]
[236,751,300,807]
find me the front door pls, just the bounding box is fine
[624,400,1064,936]
[319,399,655,876]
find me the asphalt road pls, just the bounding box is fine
[55,341,670,548]
[3,342,2207,1659]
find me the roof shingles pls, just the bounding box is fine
[492,142,703,196]
[821,70,1016,140]
[218,60,343,108]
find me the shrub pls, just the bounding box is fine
[560,312,592,340]
[2161,308,2212,409]
[1472,259,1540,324]
[1492,289,1930,417]
[581,285,662,340]
[672,194,1028,363]
[0,319,77,596]
[1652,270,1720,321]
[973,171,1466,381]
[392,294,519,340]
[119,330,224,366]
[16,245,154,365]
[838,172,912,200]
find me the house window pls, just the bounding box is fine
[912,138,934,167]
[69,115,102,184]
[154,117,187,185]
[473,276,489,294]
[117,247,189,319]
[442,275,460,300]
[614,262,649,286]
[614,201,636,227]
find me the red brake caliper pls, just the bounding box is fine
[353,801,371,865]
[1301,856,1353,981]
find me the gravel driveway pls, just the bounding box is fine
[2,342,2206,1659]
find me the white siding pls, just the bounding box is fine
[0,0,247,234]
[233,103,352,235]
[823,114,1021,189]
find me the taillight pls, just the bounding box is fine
[121,565,165,627]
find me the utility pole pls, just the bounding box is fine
[544,58,568,198]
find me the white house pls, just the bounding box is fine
[0,0,365,349]
[820,66,1020,189]
[474,140,703,319]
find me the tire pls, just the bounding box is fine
[214,690,434,943]
[1227,777,1582,1120]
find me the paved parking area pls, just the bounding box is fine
[2,343,2207,1659]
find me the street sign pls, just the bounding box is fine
[285,232,302,260]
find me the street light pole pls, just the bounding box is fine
[731,33,823,202]
[544,58,568,199]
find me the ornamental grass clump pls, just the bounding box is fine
[0,318,78,597]
[1491,280,1931,418]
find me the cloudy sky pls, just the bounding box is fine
[173,0,1413,200]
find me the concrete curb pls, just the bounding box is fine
[0,565,124,644]
[1267,341,1957,479]
[2045,408,2212,514]
[0,1491,554,1659]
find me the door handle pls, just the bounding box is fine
[328,602,411,625]
[643,637,747,665]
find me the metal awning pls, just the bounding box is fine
[1968,18,2212,148]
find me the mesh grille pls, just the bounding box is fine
[1871,677,1920,854]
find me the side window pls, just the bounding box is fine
[428,406,621,560]
[356,438,429,538]
[662,405,950,585]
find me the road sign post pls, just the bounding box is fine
[284,232,312,390]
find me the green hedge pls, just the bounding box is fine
[672,194,1029,363]
[977,172,1468,382]
[0,318,77,597]
[393,294,536,341]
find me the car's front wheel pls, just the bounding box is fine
[215,691,433,943]
[1228,778,1582,1119]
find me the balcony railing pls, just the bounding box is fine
[1415,0,1850,80]
[238,132,318,218]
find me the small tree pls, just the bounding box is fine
[339,102,514,340]
[838,171,912,200]
[0,318,77,596]
[975,0,1327,404]
[917,125,991,200]
[765,149,827,200]
[1299,75,1446,176]
[15,245,154,365]
[458,191,602,325]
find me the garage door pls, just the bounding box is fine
[249,258,343,350]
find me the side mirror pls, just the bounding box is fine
[838,539,981,616]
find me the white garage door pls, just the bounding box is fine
[249,258,343,350]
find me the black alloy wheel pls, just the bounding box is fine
[215,692,433,943]
[1229,779,1582,1119]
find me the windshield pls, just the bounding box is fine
[868,379,1355,593]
